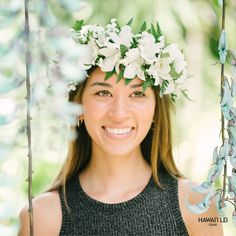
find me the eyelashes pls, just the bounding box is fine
[130,91,145,98]
[94,90,145,98]
[95,90,112,97]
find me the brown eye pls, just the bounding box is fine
[95,90,112,97]
[130,91,145,98]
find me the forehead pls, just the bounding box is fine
[86,67,144,88]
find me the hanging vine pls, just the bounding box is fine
[24,0,34,235]
[186,0,236,226]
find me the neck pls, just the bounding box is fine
[79,146,152,198]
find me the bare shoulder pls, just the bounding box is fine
[18,191,62,236]
[178,178,224,236]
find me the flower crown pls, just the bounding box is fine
[71,18,188,100]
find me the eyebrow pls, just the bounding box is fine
[130,83,143,88]
[90,82,112,88]
[90,82,143,88]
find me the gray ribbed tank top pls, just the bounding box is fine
[58,168,189,236]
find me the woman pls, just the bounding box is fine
[18,19,223,236]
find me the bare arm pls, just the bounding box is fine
[179,179,224,236]
[17,191,62,236]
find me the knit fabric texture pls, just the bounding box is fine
[58,168,189,236]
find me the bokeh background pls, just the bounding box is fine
[0,0,236,235]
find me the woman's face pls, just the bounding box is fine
[81,68,156,156]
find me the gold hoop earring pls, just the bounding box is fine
[77,116,84,127]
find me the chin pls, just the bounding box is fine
[102,145,140,157]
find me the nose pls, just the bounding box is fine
[107,95,130,120]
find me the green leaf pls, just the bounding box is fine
[151,23,159,43]
[125,78,133,85]
[162,79,169,87]
[104,70,115,81]
[151,23,156,36]
[169,63,182,80]
[73,20,84,31]
[120,44,128,58]
[142,78,154,93]
[126,18,133,26]
[115,20,121,31]
[131,37,138,48]
[156,22,163,39]
[117,69,124,83]
[171,93,177,102]
[160,80,169,95]
[150,22,163,43]
[139,21,147,33]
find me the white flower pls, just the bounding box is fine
[120,48,145,80]
[162,80,182,96]
[111,18,117,24]
[72,19,188,97]
[77,38,99,70]
[98,43,120,73]
[147,57,171,86]
[67,81,77,91]
[105,21,119,35]
[90,25,107,47]
[70,29,81,43]
[108,25,133,47]
[78,25,91,43]
[163,43,187,74]
[138,32,164,64]
[96,31,107,47]
[98,25,133,73]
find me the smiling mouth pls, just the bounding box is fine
[102,126,134,135]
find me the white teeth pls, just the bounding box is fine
[105,127,132,135]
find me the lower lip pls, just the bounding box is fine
[102,127,135,140]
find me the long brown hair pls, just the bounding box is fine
[48,67,183,193]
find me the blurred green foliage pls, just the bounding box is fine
[22,161,61,196]
[0,0,235,235]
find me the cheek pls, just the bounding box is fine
[134,100,155,121]
[82,98,109,122]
